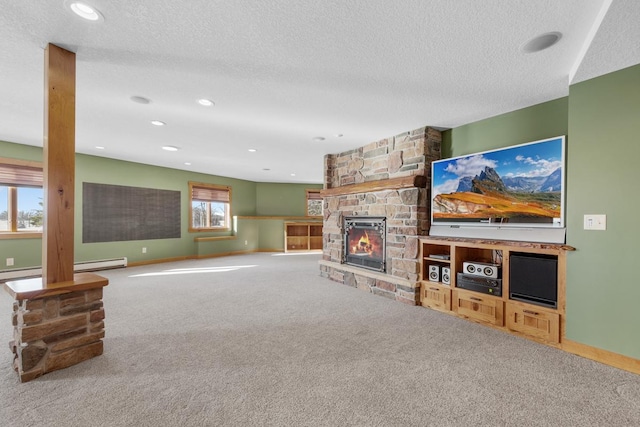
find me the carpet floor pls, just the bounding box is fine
[1,252,639,426]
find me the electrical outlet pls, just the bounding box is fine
[6,258,14,267]
[142,247,147,253]
[584,214,606,230]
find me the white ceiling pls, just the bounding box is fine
[1,0,639,184]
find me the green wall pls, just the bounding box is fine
[566,64,640,359]
[252,182,323,251]
[443,97,568,157]
[444,69,640,360]
[256,182,322,216]
[1,142,318,267]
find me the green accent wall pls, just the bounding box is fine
[566,64,640,359]
[256,182,322,216]
[1,141,320,267]
[443,97,568,158]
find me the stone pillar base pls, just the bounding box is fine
[4,273,108,382]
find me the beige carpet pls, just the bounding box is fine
[1,252,639,426]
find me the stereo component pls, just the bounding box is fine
[456,273,502,296]
[441,267,451,285]
[428,265,440,282]
[462,261,501,279]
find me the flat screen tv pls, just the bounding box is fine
[429,136,566,243]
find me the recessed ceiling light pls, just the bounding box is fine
[162,145,179,151]
[197,99,215,107]
[520,32,562,54]
[290,173,296,177]
[151,120,165,126]
[95,146,105,150]
[312,136,326,142]
[130,96,151,104]
[248,148,257,152]
[184,162,192,166]
[66,1,104,21]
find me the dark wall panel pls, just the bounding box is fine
[83,182,181,243]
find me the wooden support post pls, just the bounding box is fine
[42,44,76,285]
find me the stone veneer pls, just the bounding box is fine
[6,275,108,382]
[320,126,441,304]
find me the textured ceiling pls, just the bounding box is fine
[1,0,638,184]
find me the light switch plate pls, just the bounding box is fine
[584,214,606,230]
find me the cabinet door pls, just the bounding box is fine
[506,303,560,344]
[453,289,504,326]
[422,283,451,312]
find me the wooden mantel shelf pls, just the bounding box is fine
[320,175,427,197]
[3,272,109,301]
[422,235,576,252]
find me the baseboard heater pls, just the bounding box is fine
[0,257,127,282]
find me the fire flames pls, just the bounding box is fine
[351,230,379,256]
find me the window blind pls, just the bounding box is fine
[0,163,43,187]
[307,190,322,200]
[192,186,230,203]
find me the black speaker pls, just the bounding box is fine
[509,252,558,308]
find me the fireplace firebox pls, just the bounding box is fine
[343,217,386,272]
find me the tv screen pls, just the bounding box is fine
[430,136,566,243]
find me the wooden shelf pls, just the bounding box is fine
[284,221,323,252]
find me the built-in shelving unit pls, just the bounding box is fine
[419,236,574,347]
[284,222,323,252]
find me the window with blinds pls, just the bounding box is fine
[306,189,323,216]
[189,182,231,231]
[0,158,44,233]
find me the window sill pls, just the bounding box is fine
[0,232,43,240]
[194,236,237,242]
[188,227,231,233]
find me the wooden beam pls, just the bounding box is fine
[320,175,427,197]
[42,44,76,285]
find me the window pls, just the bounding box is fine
[306,189,323,217]
[189,182,231,231]
[0,158,43,233]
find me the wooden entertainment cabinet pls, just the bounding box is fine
[419,236,574,347]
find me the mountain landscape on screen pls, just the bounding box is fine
[431,137,564,225]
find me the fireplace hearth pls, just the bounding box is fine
[343,217,386,272]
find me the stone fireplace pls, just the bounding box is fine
[319,126,441,305]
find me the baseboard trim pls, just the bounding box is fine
[127,256,191,267]
[196,250,255,259]
[125,250,288,266]
[562,339,640,375]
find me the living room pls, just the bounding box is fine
[1,1,639,425]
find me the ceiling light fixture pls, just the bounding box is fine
[95,146,105,150]
[184,162,192,166]
[66,1,104,21]
[263,168,271,171]
[335,134,344,138]
[162,145,179,151]
[290,173,296,177]
[312,136,325,142]
[151,120,165,126]
[197,99,215,107]
[520,32,562,54]
[130,96,151,104]
[248,149,257,152]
